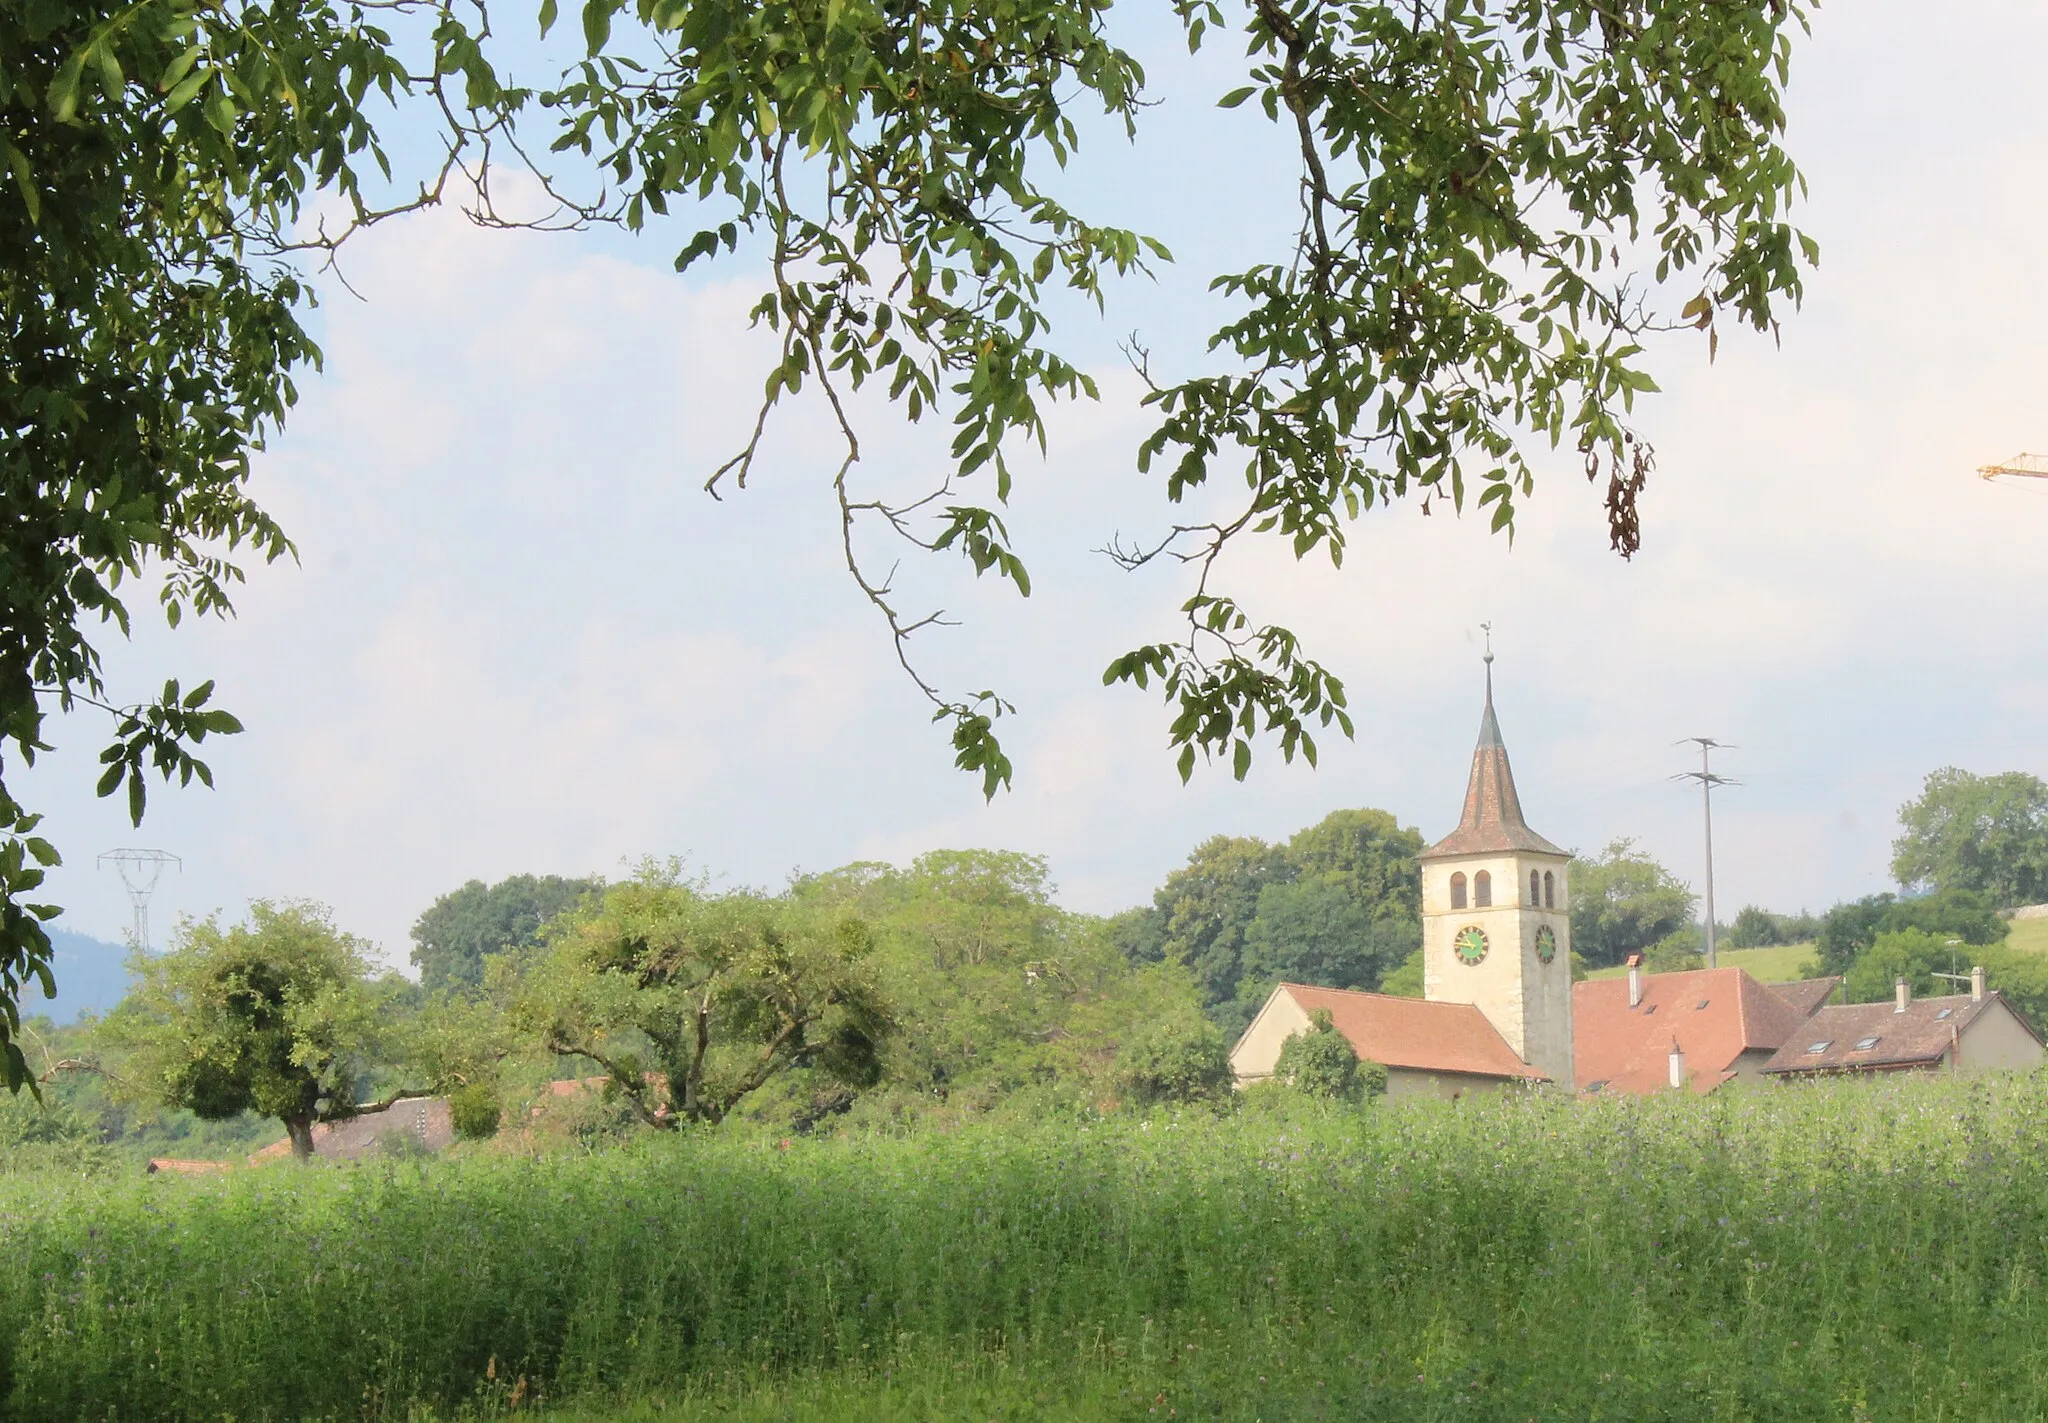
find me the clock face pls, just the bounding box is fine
[1454,925,1489,966]
[1535,925,1558,964]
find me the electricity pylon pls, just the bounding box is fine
[98,849,181,953]
[1672,741,1738,970]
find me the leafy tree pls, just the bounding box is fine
[410,874,601,993]
[1568,840,1697,968]
[1274,1009,1384,1101]
[3,0,1817,1071]
[793,851,1207,1124]
[1892,768,2048,910]
[1130,809,1422,1029]
[1642,926,1703,974]
[99,901,412,1158]
[514,865,891,1128]
[1812,890,2004,978]
[1727,905,1820,949]
[1128,834,1290,1013]
[1379,949,1424,998]
[1115,1018,1233,1108]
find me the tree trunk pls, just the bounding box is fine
[284,1114,317,1161]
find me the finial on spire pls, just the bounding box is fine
[1480,621,1494,703]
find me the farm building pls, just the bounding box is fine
[1232,657,1573,1094]
[1573,960,1841,1094]
[1760,972,2044,1079]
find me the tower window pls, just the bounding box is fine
[1530,869,1541,906]
[1450,872,1467,910]
[1544,871,1556,909]
[1474,870,1492,908]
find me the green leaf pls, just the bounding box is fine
[1217,86,1257,109]
[0,139,37,226]
[539,0,558,35]
[582,0,613,55]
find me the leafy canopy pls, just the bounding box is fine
[1892,768,2048,912]
[1,0,1816,1083]
[97,900,406,1158]
[1567,838,1696,968]
[514,864,893,1127]
[410,873,601,993]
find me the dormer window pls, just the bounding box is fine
[1450,872,1467,910]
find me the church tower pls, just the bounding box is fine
[1418,654,1574,1085]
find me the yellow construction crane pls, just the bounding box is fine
[1979,452,2048,480]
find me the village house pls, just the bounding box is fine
[1760,969,2044,1079]
[1573,957,1842,1094]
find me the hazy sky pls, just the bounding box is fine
[25,1,2048,966]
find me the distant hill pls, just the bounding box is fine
[21,928,134,1025]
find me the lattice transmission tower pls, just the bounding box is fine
[99,849,181,953]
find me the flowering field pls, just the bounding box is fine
[4,1076,2047,1421]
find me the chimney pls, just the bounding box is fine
[1668,1038,1686,1090]
[1972,965,1987,1002]
[1895,977,1911,1014]
[1628,953,1645,1008]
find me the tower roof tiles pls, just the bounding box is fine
[1423,665,1566,859]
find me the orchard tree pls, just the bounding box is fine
[514,865,893,1127]
[1568,839,1697,967]
[1892,768,2048,910]
[99,900,417,1159]
[4,0,1819,1080]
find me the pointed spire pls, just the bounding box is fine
[1422,645,1566,860]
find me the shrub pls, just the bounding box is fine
[1274,1009,1363,1099]
[449,1082,502,1141]
[1116,1019,1233,1106]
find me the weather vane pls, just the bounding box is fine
[1480,621,1493,665]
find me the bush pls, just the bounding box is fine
[449,1082,503,1141]
[1116,1020,1233,1107]
[1274,1009,1372,1100]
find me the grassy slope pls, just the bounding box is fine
[1584,921,2048,986]
[1583,941,1818,983]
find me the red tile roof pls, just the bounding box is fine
[1422,682,1566,859]
[1277,984,1549,1082]
[1767,977,1842,1018]
[145,1158,232,1175]
[1574,967,1810,1095]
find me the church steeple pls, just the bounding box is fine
[1425,651,1565,859]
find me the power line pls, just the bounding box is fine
[1671,740,1738,970]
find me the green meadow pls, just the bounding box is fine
[9,1076,2048,1423]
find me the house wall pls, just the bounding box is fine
[1384,1068,1524,1102]
[1228,988,1314,1083]
[1724,1048,1779,1087]
[1421,852,1574,1084]
[1958,1001,2046,1073]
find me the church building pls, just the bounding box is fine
[1230,658,1575,1096]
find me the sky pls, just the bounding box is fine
[22,0,2048,968]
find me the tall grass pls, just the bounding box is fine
[6,1075,2048,1421]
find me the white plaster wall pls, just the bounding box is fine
[1384,1068,1524,1102]
[1958,1001,2046,1073]
[1228,987,1313,1083]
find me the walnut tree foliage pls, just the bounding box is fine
[0,0,1815,1087]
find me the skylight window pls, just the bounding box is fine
[1852,1036,1881,1051]
[1643,1004,1658,1015]
[1805,1040,1832,1054]
[1586,1080,1609,1093]
[1936,1008,1955,1020]
[1696,1000,1710,1010]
